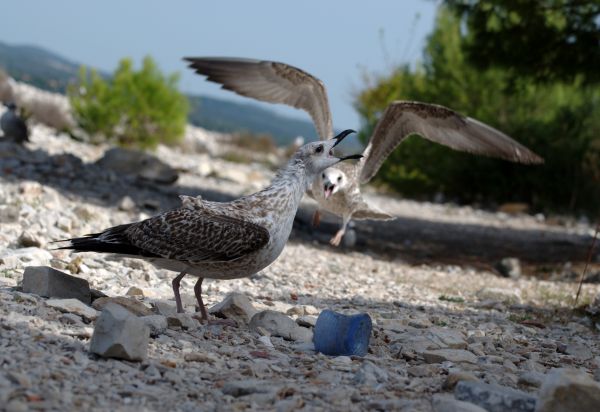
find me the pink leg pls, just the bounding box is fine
[312,210,321,227]
[193,278,237,326]
[193,277,208,321]
[329,215,352,247]
[172,272,186,313]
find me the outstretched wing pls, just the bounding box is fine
[184,57,333,139]
[63,207,270,263]
[359,101,544,184]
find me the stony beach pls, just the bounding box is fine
[1,109,600,411]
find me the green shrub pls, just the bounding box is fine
[355,8,600,214]
[68,56,189,149]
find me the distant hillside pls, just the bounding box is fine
[187,95,319,145]
[0,40,361,148]
[0,41,84,92]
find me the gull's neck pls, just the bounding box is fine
[247,156,313,209]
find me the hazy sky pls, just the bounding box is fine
[0,0,439,130]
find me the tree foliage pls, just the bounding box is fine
[68,56,189,149]
[356,8,600,214]
[444,0,600,83]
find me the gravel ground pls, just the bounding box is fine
[1,118,600,411]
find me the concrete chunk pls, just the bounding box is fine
[22,266,91,304]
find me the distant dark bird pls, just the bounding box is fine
[184,57,544,246]
[1,102,29,143]
[58,131,360,322]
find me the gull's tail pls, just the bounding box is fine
[53,224,158,257]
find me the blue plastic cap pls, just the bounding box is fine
[313,309,372,357]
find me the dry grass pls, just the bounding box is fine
[21,97,74,131]
[0,71,75,131]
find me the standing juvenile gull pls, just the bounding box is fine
[184,57,544,245]
[58,131,360,321]
[1,102,29,143]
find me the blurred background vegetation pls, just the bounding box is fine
[356,2,599,215]
[0,0,598,216]
[68,56,188,149]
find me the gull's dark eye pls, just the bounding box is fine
[315,145,323,153]
[322,173,325,178]
[337,176,342,182]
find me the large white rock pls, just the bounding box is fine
[535,368,600,412]
[90,303,149,362]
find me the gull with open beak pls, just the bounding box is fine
[58,131,360,322]
[184,57,543,246]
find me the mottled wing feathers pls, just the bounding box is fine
[184,57,333,139]
[123,208,269,262]
[63,207,270,263]
[359,101,544,184]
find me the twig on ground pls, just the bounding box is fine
[575,220,600,306]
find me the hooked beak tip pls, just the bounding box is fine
[331,129,356,148]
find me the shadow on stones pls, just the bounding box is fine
[1,141,596,271]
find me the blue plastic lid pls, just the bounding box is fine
[313,309,372,356]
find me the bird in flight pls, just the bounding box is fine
[184,57,543,246]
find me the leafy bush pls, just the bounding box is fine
[355,8,600,214]
[68,56,189,149]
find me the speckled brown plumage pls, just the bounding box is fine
[60,134,358,319]
[124,207,269,262]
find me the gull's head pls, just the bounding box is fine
[321,168,347,199]
[293,129,362,177]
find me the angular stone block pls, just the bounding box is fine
[22,266,91,304]
[90,303,149,361]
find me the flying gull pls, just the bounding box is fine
[58,131,360,321]
[184,57,544,245]
[1,102,29,143]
